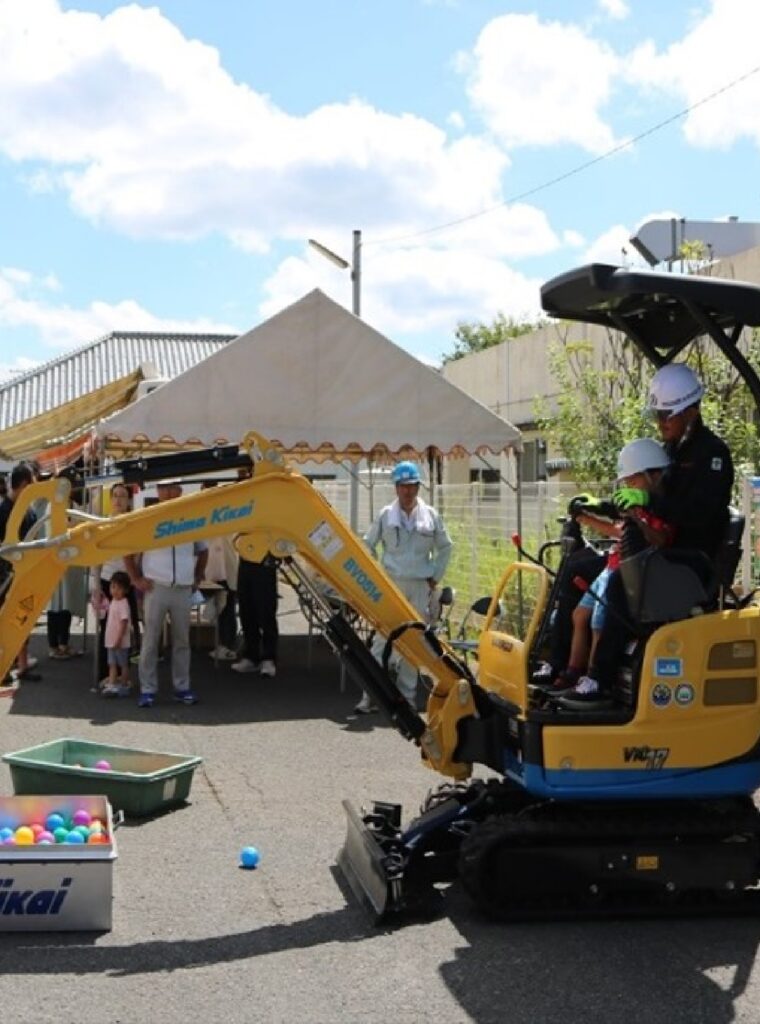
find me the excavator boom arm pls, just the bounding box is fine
[0,437,479,777]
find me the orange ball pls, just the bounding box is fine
[87,833,109,844]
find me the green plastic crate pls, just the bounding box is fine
[2,738,203,817]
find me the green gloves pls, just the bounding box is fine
[567,493,596,517]
[568,493,621,519]
[613,486,649,510]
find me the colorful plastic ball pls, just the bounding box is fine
[45,813,65,832]
[88,820,104,833]
[15,826,34,845]
[64,831,85,844]
[0,827,13,842]
[73,825,90,839]
[72,809,91,827]
[36,830,55,844]
[30,823,45,838]
[240,846,261,869]
[53,827,70,843]
[94,760,112,772]
[87,833,109,845]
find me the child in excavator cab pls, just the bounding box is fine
[546,438,674,700]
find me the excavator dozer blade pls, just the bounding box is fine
[336,800,405,921]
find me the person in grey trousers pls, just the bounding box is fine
[125,481,208,708]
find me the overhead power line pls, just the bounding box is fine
[364,61,760,250]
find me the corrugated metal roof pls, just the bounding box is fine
[0,331,237,431]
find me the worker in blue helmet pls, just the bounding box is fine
[391,461,421,485]
[355,458,453,715]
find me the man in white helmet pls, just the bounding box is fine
[562,363,733,707]
[644,362,733,558]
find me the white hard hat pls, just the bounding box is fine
[616,439,670,482]
[647,363,704,418]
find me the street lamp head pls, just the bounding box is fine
[308,238,350,270]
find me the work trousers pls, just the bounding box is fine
[216,582,238,651]
[371,576,432,705]
[139,582,192,695]
[237,561,278,664]
[47,610,72,650]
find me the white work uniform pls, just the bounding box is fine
[364,497,452,704]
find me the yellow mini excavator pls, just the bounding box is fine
[2,263,760,921]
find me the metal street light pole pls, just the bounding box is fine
[308,229,362,530]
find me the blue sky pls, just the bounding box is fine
[0,0,759,376]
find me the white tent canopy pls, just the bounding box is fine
[96,289,521,460]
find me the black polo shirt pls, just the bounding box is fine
[0,496,37,583]
[653,419,733,559]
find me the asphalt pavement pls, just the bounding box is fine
[0,597,758,1024]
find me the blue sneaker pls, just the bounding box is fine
[173,689,199,705]
[137,693,155,708]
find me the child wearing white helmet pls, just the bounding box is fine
[552,438,674,699]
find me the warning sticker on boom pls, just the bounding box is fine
[308,521,344,561]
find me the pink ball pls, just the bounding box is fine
[72,809,91,826]
[36,830,55,844]
[30,823,44,838]
[94,760,111,772]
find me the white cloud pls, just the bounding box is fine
[563,229,586,247]
[0,0,519,259]
[461,13,621,153]
[626,0,760,148]
[598,0,629,19]
[0,267,238,356]
[261,242,544,345]
[583,222,659,267]
[582,224,632,265]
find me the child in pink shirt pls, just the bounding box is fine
[102,571,132,697]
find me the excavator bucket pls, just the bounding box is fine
[336,800,405,921]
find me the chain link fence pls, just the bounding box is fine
[312,479,580,624]
[313,474,756,626]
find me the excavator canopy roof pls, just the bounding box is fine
[540,262,760,412]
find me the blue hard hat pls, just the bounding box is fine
[392,461,421,485]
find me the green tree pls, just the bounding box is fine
[441,312,543,364]
[536,324,760,487]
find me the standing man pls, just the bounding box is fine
[0,463,42,684]
[356,460,453,714]
[645,363,733,557]
[126,480,208,708]
[231,558,279,678]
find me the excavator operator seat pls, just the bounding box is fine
[620,548,711,625]
[619,508,745,625]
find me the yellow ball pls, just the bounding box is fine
[15,826,34,845]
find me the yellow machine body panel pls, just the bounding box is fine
[542,608,760,773]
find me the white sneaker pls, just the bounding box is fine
[210,646,237,661]
[231,658,260,674]
[354,692,378,714]
[259,660,277,678]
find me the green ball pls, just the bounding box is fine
[53,826,69,843]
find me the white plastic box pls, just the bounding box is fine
[0,794,117,931]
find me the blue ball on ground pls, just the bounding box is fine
[240,846,260,869]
